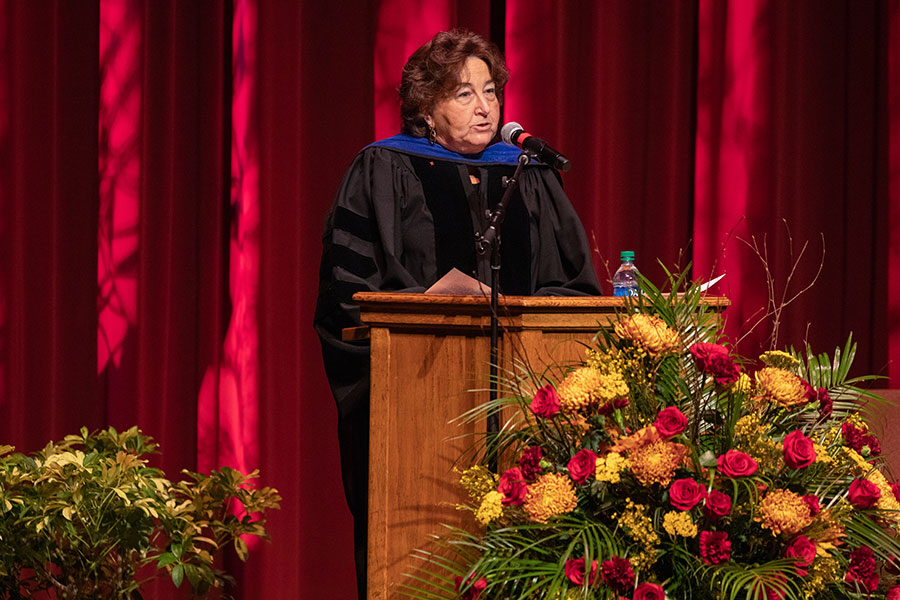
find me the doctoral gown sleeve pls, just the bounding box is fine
[519,166,602,296]
[313,147,426,418]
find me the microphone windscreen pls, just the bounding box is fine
[501,121,523,145]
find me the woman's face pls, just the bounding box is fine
[426,57,500,154]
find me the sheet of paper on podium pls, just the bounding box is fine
[424,268,493,296]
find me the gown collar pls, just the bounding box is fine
[368,134,526,166]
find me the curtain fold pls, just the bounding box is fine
[889,0,899,386]
[251,0,376,596]
[504,0,698,288]
[0,2,897,599]
[0,0,101,447]
[693,0,889,368]
[112,0,228,477]
[373,1,491,138]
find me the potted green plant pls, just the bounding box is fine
[0,426,280,599]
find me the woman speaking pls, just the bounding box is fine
[314,29,600,599]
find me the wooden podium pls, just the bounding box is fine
[355,292,728,599]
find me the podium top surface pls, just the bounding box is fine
[352,292,729,334]
[354,291,729,309]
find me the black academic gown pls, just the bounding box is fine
[313,135,600,599]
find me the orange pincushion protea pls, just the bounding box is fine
[523,473,578,523]
[614,314,680,357]
[755,367,808,408]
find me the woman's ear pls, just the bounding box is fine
[424,114,434,128]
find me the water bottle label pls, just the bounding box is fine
[613,287,638,297]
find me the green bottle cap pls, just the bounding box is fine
[620,250,635,260]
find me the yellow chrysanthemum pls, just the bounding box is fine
[847,413,868,428]
[757,489,814,536]
[458,465,499,505]
[820,424,842,446]
[662,510,698,538]
[755,367,808,408]
[607,346,650,388]
[614,314,681,357]
[595,451,629,483]
[551,592,586,600]
[803,555,839,596]
[731,422,777,468]
[475,490,504,525]
[627,439,690,486]
[841,446,870,475]
[842,448,900,515]
[813,443,832,464]
[523,473,578,523]
[872,475,900,514]
[617,499,659,571]
[733,372,752,393]
[556,366,629,413]
[760,350,801,370]
[584,348,608,369]
[733,415,779,464]
[734,414,765,438]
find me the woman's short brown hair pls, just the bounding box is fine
[399,29,509,138]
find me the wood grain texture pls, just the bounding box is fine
[359,293,728,599]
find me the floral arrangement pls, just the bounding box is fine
[402,272,897,600]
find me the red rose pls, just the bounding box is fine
[564,557,598,586]
[498,467,527,506]
[802,494,821,515]
[600,556,634,593]
[703,489,732,520]
[454,574,487,600]
[845,545,879,591]
[784,535,817,576]
[699,530,731,564]
[633,582,665,600]
[655,406,687,438]
[717,450,758,477]
[689,342,740,385]
[888,586,900,600]
[531,384,561,418]
[763,574,787,600]
[669,478,707,510]
[518,446,543,480]
[848,478,881,509]
[892,482,900,503]
[782,430,816,469]
[568,449,598,485]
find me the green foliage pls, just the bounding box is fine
[0,426,280,599]
[400,268,898,600]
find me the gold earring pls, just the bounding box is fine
[428,126,436,145]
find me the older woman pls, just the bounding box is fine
[314,29,599,599]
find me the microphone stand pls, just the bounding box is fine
[477,152,530,472]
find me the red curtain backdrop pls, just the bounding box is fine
[0,1,897,599]
[890,0,900,387]
[691,0,891,369]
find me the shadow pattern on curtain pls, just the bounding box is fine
[0,2,896,600]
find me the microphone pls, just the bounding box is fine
[501,122,571,172]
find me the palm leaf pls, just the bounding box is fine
[701,559,805,600]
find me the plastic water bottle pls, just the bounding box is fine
[612,251,638,296]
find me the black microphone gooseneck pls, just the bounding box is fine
[477,151,530,472]
[501,122,571,172]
